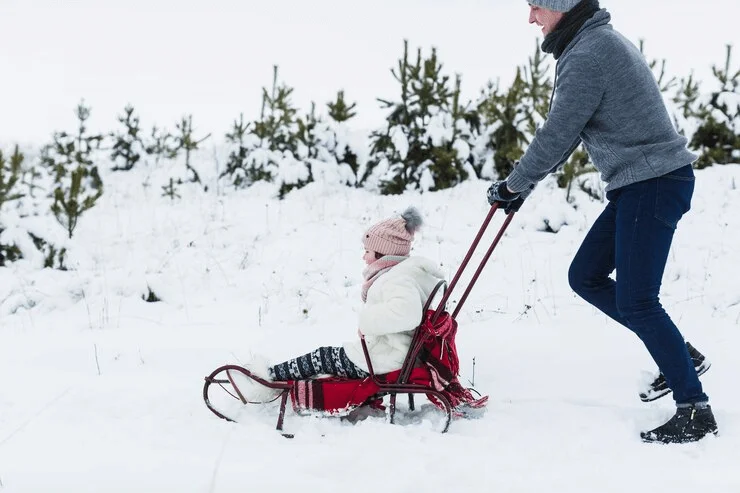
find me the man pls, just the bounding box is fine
[487,0,718,443]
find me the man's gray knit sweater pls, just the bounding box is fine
[506,9,697,194]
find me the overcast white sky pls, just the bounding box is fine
[0,0,737,145]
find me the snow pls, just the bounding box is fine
[390,126,410,160]
[1,1,739,490]
[1,159,740,492]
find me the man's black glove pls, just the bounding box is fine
[486,180,523,215]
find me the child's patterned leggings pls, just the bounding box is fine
[269,346,369,380]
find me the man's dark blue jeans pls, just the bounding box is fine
[568,164,708,405]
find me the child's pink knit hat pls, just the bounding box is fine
[363,206,423,257]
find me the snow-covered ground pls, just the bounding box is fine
[1,162,739,492]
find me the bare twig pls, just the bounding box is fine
[209,429,232,493]
[0,388,71,447]
[80,287,93,330]
[467,357,477,387]
[94,344,101,376]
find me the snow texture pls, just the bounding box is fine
[1,154,739,492]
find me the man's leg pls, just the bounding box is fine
[568,199,631,325]
[612,173,706,405]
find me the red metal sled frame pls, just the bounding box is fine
[203,203,514,433]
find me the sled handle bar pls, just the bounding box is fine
[432,203,515,323]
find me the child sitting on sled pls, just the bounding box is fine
[242,206,445,400]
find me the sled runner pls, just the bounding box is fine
[203,203,515,434]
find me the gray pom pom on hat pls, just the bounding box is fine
[400,206,423,234]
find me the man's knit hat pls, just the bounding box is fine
[363,206,423,257]
[527,0,582,12]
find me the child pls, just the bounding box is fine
[241,206,445,400]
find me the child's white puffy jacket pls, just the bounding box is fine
[343,256,446,374]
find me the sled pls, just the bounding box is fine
[203,203,515,434]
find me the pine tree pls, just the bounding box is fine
[254,65,305,195]
[328,90,357,122]
[523,39,553,130]
[1,144,69,268]
[477,69,530,179]
[51,166,102,239]
[672,72,703,136]
[220,113,252,189]
[639,40,677,94]
[0,146,25,266]
[220,66,303,193]
[29,233,67,270]
[290,91,366,190]
[171,114,211,185]
[326,90,364,186]
[41,100,104,238]
[161,177,181,200]
[254,65,299,154]
[0,145,25,210]
[277,102,319,198]
[473,41,553,180]
[690,44,740,168]
[145,125,176,164]
[110,104,146,171]
[556,146,598,201]
[367,40,478,194]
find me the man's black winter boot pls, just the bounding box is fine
[640,403,719,444]
[639,342,711,402]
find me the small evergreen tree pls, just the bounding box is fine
[639,40,678,94]
[0,240,22,266]
[367,40,479,194]
[328,90,357,122]
[0,146,25,210]
[690,45,740,168]
[220,113,252,188]
[110,104,146,171]
[41,100,104,238]
[254,65,303,193]
[284,101,319,197]
[171,114,211,185]
[145,125,176,164]
[0,146,25,266]
[29,233,67,270]
[289,92,367,191]
[522,40,553,131]
[51,166,101,238]
[1,144,69,269]
[477,70,530,179]
[254,65,300,154]
[161,177,181,200]
[326,91,364,185]
[556,146,598,201]
[472,41,553,180]
[220,66,304,195]
[672,72,703,136]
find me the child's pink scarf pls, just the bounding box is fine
[361,256,407,302]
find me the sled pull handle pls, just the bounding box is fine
[433,204,515,323]
[451,210,514,319]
